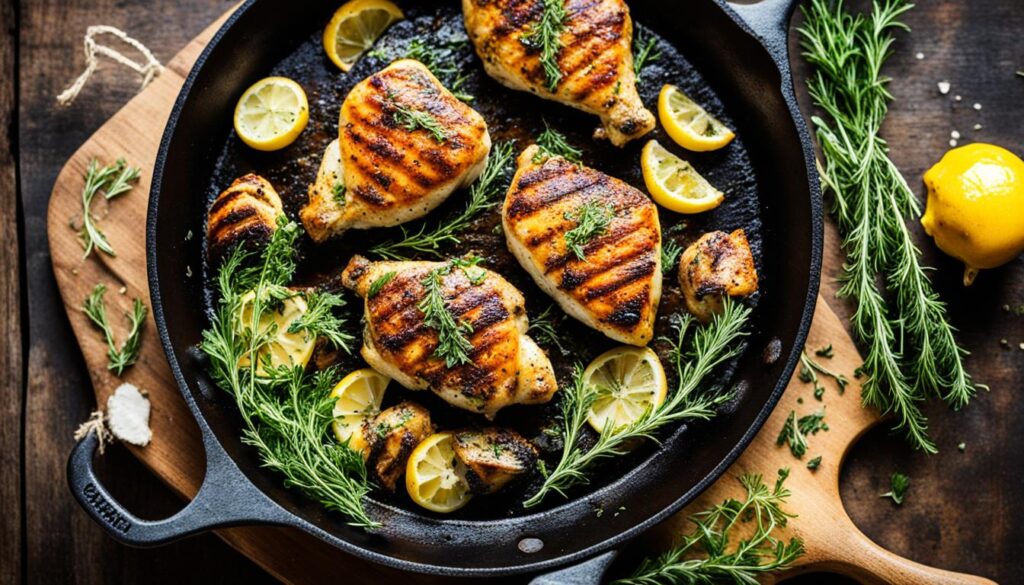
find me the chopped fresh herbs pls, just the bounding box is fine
[615,469,804,585]
[418,257,487,368]
[288,290,353,351]
[402,38,475,102]
[799,350,849,400]
[815,343,834,358]
[370,141,515,259]
[776,408,827,458]
[76,158,141,259]
[528,304,568,353]
[520,0,567,91]
[563,201,615,260]
[199,218,374,528]
[367,271,398,299]
[661,239,683,275]
[800,0,981,453]
[82,284,147,376]
[332,181,346,203]
[388,95,449,142]
[534,121,582,163]
[525,299,751,507]
[632,30,662,79]
[807,455,822,470]
[880,472,910,505]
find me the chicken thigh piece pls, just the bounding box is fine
[503,146,662,346]
[301,59,492,242]
[678,229,759,322]
[341,255,558,418]
[207,173,283,263]
[462,0,655,146]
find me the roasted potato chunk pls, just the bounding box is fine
[363,401,433,491]
[451,428,538,495]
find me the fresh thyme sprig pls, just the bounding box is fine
[369,141,515,259]
[82,283,147,376]
[563,201,615,260]
[615,469,804,585]
[632,29,662,79]
[661,239,683,275]
[200,218,375,527]
[800,0,980,452]
[77,158,141,259]
[521,0,567,91]
[776,408,827,458]
[418,257,486,367]
[524,299,751,507]
[799,350,849,400]
[534,121,582,163]
[289,290,353,352]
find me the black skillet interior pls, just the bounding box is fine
[149,0,819,575]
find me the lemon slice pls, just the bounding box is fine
[235,290,315,376]
[658,84,735,152]
[323,0,404,72]
[641,140,725,214]
[405,433,473,513]
[583,346,668,434]
[233,77,309,151]
[330,368,390,451]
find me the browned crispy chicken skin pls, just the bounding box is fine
[451,428,538,494]
[301,59,492,242]
[356,401,433,491]
[206,174,283,263]
[341,255,558,418]
[502,146,662,345]
[463,0,655,146]
[678,229,759,322]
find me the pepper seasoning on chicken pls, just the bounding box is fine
[678,229,759,322]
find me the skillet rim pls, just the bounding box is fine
[146,0,824,576]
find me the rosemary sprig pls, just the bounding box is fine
[524,299,751,508]
[367,271,397,298]
[521,0,567,91]
[288,290,353,352]
[799,350,849,400]
[369,141,515,259]
[387,92,448,143]
[615,469,804,585]
[776,408,827,459]
[200,218,375,527]
[880,472,910,505]
[661,239,683,275]
[528,304,568,353]
[800,0,980,452]
[404,38,475,102]
[563,201,615,260]
[418,256,487,367]
[632,30,662,79]
[82,284,147,376]
[77,158,141,259]
[534,121,582,163]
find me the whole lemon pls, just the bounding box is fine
[921,143,1024,286]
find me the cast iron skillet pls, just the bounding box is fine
[68,0,822,580]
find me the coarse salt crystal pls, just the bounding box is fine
[974,123,983,130]
[949,139,958,147]
[106,383,152,447]
[937,81,951,94]
[915,52,925,60]
[951,130,961,139]
[973,103,982,110]
[954,95,963,101]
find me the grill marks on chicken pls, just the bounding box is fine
[341,255,557,419]
[678,229,759,323]
[207,173,283,263]
[463,0,655,146]
[503,146,661,345]
[301,59,492,242]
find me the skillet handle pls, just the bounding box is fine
[528,551,620,585]
[67,430,291,546]
[724,0,799,65]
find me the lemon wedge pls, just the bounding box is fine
[641,140,725,214]
[405,432,472,513]
[658,84,735,152]
[233,77,309,151]
[330,368,390,451]
[323,0,404,72]
[235,290,315,376]
[584,346,668,434]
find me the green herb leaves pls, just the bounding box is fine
[616,469,804,585]
[661,239,683,275]
[776,408,827,458]
[534,122,582,163]
[563,201,615,260]
[521,0,567,92]
[632,30,662,79]
[881,472,910,505]
[799,0,980,452]
[368,271,397,298]
[76,158,141,259]
[82,284,147,376]
[390,99,449,142]
[418,256,487,368]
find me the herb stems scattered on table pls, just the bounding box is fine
[76,158,141,259]
[200,219,375,527]
[82,283,147,376]
[524,299,751,508]
[800,0,980,453]
[615,469,804,585]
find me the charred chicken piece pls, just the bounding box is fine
[451,428,538,494]
[362,401,433,492]
[300,59,492,243]
[206,174,283,263]
[678,229,759,322]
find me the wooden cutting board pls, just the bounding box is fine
[45,7,995,585]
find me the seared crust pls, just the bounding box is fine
[463,0,654,145]
[341,255,558,418]
[502,146,661,345]
[206,173,283,263]
[678,229,759,322]
[451,427,538,494]
[361,401,433,491]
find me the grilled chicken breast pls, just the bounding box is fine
[360,401,433,491]
[463,0,654,146]
[503,146,661,345]
[678,229,758,322]
[207,174,283,263]
[301,59,492,242]
[451,428,537,494]
[341,255,558,418]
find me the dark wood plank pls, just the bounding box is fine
[1,0,23,583]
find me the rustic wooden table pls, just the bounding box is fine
[2,0,1021,583]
